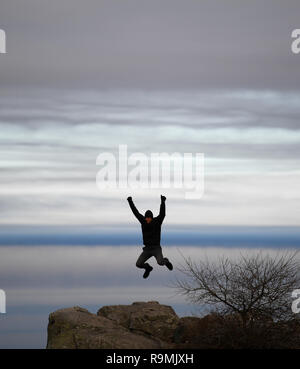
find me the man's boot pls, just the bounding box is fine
[165,259,173,271]
[143,265,153,279]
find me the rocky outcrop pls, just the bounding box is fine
[97,301,179,343]
[47,301,180,349]
[46,301,300,349]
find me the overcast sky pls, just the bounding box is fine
[0,1,300,227]
[0,0,300,90]
[0,0,299,226]
[0,89,300,226]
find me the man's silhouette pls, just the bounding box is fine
[127,195,173,279]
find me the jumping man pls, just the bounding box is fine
[127,195,173,279]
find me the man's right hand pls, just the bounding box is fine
[161,195,166,202]
[127,196,132,201]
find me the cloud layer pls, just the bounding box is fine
[1,0,300,90]
[0,89,300,225]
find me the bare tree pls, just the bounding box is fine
[174,251,300,329]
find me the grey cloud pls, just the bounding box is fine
[1,90,300,134]
[1,245,297,289]
[0,0,300,90]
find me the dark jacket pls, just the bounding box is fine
[128,198,165,248]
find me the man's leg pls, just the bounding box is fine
[136,250,153,278]
[153,247,173,270]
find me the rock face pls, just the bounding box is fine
[46,301,300,349]
[97,301,179,343]
[47,301,180,349]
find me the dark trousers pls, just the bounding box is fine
[136,246,169,269]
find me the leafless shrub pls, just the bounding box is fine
[173,251,300,348]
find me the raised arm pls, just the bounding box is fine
[127,197,144,223]
[157,195,166,223]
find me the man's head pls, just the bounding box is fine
[144,210,153,224]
